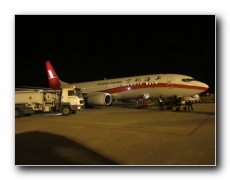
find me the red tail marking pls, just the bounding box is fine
[46,61,61,90]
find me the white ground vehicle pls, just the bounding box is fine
[184,94,200,103]
[15,87,84,118]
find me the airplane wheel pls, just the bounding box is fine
[61,106,72,116]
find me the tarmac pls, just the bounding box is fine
[15,101,215,166]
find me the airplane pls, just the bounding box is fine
[46,61,209,107]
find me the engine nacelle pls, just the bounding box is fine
[87,93,112,105]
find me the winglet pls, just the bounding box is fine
[46,61,61,90]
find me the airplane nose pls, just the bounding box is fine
[203,83,209,90]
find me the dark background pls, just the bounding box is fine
[15,15,215,93]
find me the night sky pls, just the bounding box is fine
[15,15,215,93]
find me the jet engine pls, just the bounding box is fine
[87,93,112,105]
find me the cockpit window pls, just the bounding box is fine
[182,78,196,82]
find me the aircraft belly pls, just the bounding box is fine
[115,88,153,100]
[114,87,203,100]
[151,87,204,98]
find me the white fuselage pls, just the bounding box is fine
[60,74,209,100]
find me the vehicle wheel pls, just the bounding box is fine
[15,108,23,118]
[61,106,72,116]
[183,107,187,111]
[176,107,180,112]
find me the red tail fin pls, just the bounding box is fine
[46,61,61,90]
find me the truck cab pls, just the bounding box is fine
[60,87,85,115]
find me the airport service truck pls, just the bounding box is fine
[15,87,85,118]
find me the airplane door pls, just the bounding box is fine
[167,77,173,88]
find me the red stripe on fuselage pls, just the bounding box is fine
[100,83,208,94]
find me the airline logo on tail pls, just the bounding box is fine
[48,70,55,79]
[46,61,61,90]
